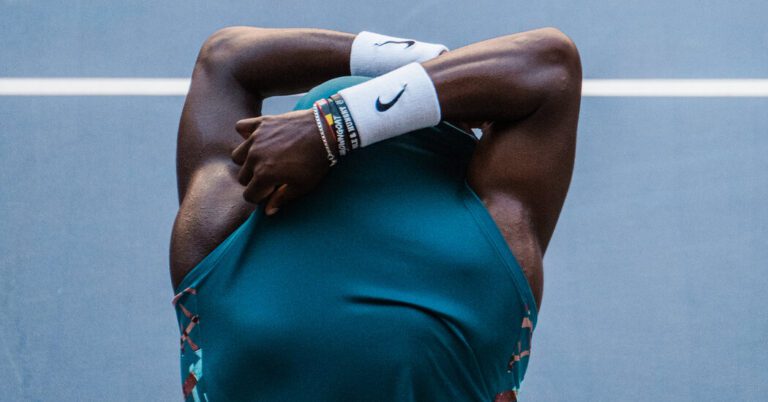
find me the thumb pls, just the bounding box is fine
[263,184,302,216]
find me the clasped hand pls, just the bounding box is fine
[231,109,332,216]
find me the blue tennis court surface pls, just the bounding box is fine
[1,1,766,401]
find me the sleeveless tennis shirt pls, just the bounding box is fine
[172,76,538,402]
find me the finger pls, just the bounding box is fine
[231,137,252,165]
[264,184,305,216]
[237,155,256,186]
[243,175,276,204]
[263,184,289,215]
[235,117,262,139]
[237,147,261,186]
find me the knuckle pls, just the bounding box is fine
[260,159,277,172]
[251,166,270,182]
[255,170,275,185]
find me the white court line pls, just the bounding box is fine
[1,78,768,97]
[584,79,768,97]
[0,78,191,96]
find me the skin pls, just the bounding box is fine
[170,27,582,311]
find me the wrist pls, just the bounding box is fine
[310,61,441,160]
[313,96,357,163]
[337,62,441,148]
[350,31,448,77]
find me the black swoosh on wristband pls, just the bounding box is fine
[374,40,416,48]
[375,84,408,112]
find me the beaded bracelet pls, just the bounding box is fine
[311,102,338,167]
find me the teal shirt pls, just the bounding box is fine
[173,76,537,401]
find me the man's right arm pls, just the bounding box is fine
[173,28,360,288]
[176,27,355,201]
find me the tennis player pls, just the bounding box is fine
[170,26,581,401]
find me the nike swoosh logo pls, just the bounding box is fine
[375,84,408,112]
[374,40,416,49]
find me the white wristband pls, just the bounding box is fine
[337,62,442,148]
[350,31,448,77]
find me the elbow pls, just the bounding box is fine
[535,27,581,72]
[196,27,243,71]
[195,26,265,74]
[532,27,582,93]
[500,27,581,104]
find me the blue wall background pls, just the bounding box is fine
[1,1,766,401]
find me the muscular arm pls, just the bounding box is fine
[172,27,581,305]
[172,28,356,288]
[429,30,579,245]
[176,27,355,200]
[428,29,582,307]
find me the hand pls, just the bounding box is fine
[231,109,335,215]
